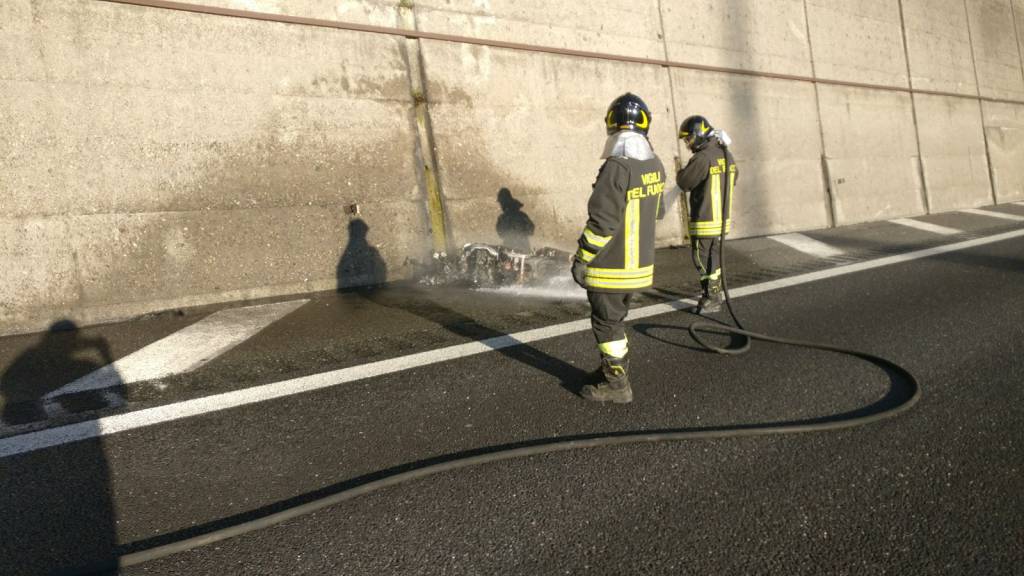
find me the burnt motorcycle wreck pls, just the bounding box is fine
[412,243,573,287]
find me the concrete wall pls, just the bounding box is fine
[914,94,993,211]
[415,0,666,60]
[413,0,682,249]
[1018,0,1024,76]
[670,69,830,236]
[982,100,1024,201]
[420,39,684,250]
[806,0,910,88]
[966,0,1024,101]
[1,0,428,333]
[975,0,1024,202]
[902,0,978,95]
[818,86,925,224]
[662,0,829,237]
[200,0,402,26]
[661,0,814,77]
[3,0,1024,334]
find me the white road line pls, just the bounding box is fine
[961,208,1024,222]
[769,233,844,258]
[42,300,309,400]
[3,228,1024,458]
[890,218,961,236]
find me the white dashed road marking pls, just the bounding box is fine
[769,233,844,258]
[3,228,1024,458]
[960,208,1024,222]
[890,218,961,236]
[42,300,309,401]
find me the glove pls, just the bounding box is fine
[571,257,588,289]
[712,129,732,147]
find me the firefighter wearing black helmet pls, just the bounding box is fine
[570,93,667,403]
[676,115,738,313]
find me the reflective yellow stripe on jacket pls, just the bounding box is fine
[689,164,734,237]
[582,228,611,249]
[625,198,640,269]
[585,265,654,290]
[577,227,612,263]
[689,220,732,237]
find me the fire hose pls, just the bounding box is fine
[69,146,920,576]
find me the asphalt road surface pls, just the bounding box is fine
[1,209,1023,575]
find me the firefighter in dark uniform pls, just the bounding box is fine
[676,115,737,313]
[571,93,667,403]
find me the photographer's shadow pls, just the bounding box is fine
[1,320,125,425]
[0,320,124,574]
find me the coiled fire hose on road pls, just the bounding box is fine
[80,349,919,575]
[71,147,921,576]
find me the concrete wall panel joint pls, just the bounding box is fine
[803,0,836,227]
[897,0,933,213]
[963,0,1001,205]
[656,0,687,245]
[400,4,450,253]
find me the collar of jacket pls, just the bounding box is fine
[601,130,655,161]
[694,138,723,154]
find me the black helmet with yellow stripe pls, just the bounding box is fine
[679,115,713,151]
[605,93,651,136]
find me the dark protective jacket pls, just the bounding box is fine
[576,156,667,292]
[676,141,738,238]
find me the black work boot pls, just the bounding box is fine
[697,278,725,314]
[581,357,633,403]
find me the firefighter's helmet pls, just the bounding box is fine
[605,93,652,136]
[679,115,713,151]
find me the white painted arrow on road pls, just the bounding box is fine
[890,218,961,236]
[769,233,844,258]
[43,299,309,400]
[961,208,1024,222]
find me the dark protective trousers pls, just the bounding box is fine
[587,291,633,359]
[690,237,721,293]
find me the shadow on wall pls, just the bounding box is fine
[0,320,123,574]
[337,218,388,291]
[495,187,535,252]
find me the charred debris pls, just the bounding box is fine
[408,243,573,288]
